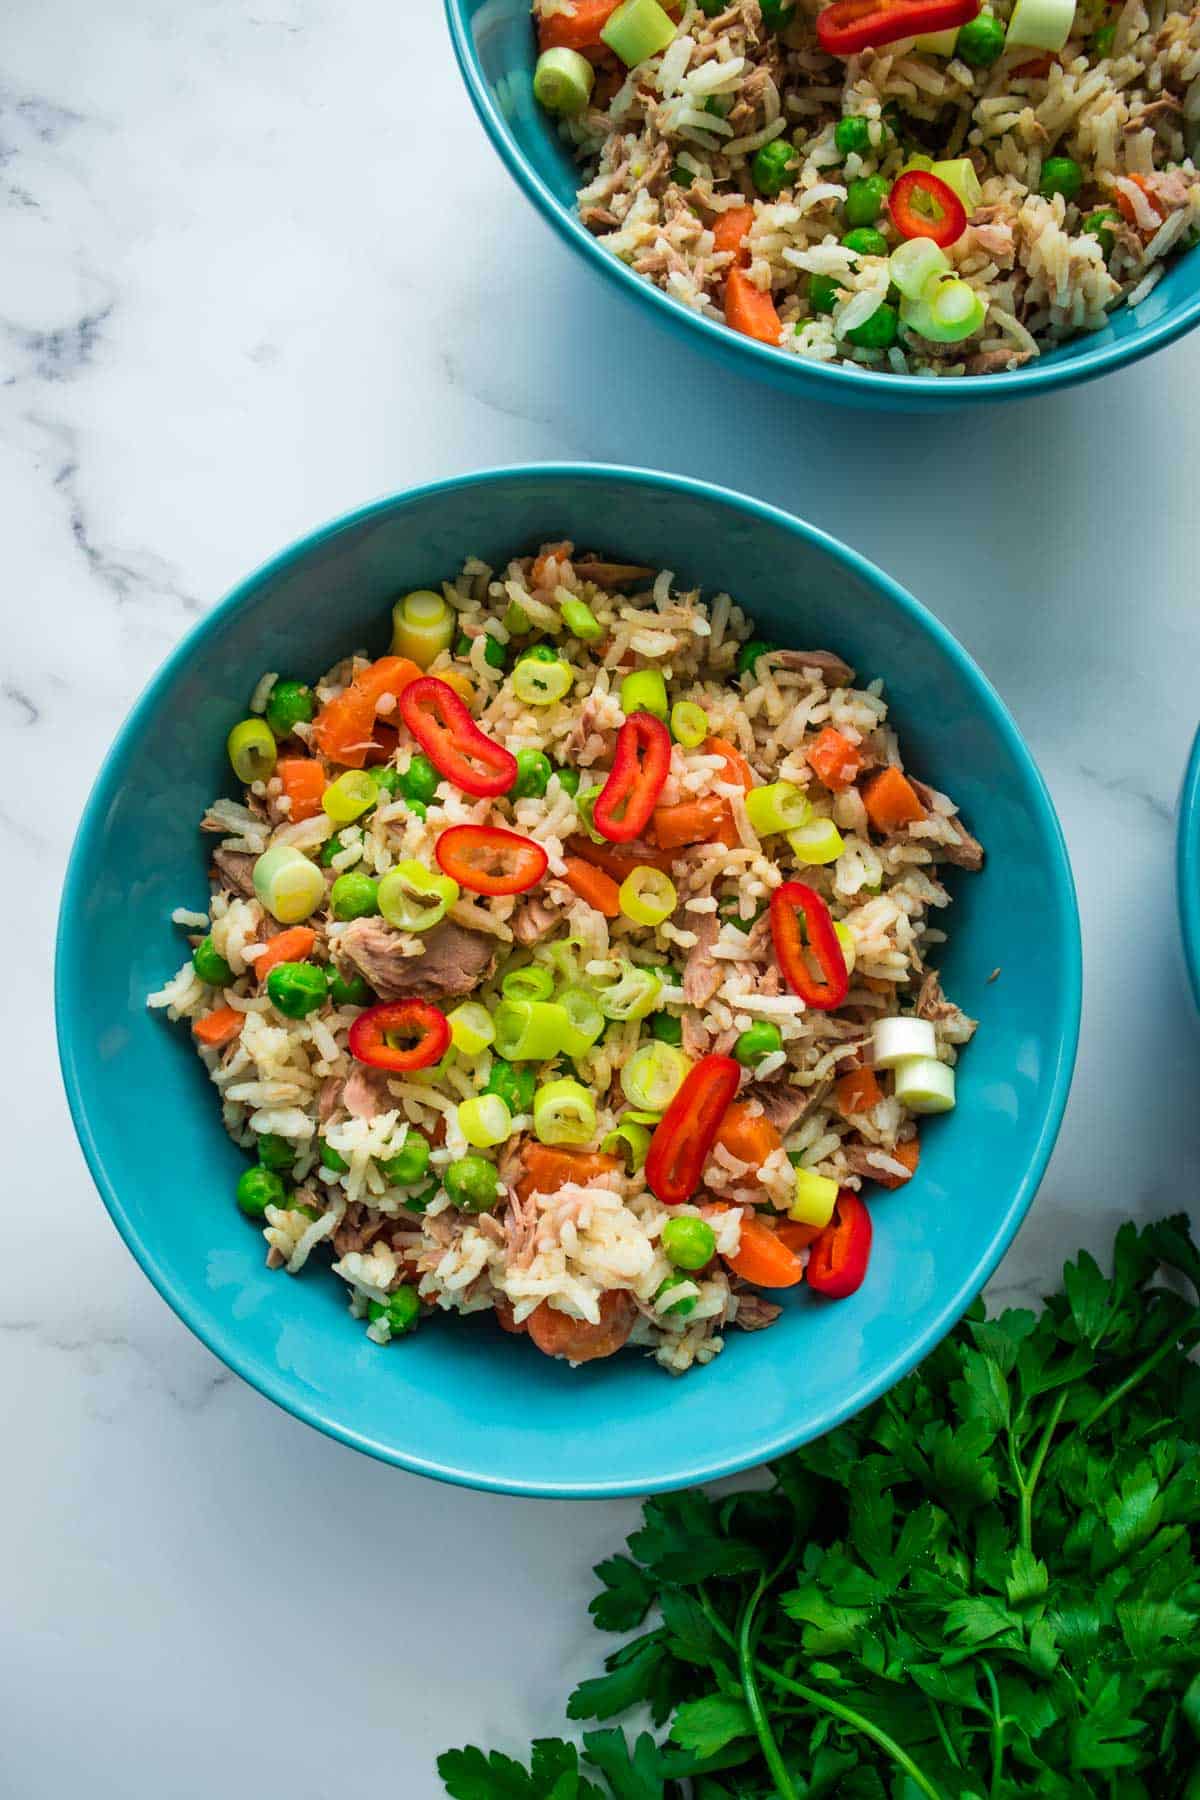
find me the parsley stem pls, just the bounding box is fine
[982,1661,1005,1799]
[756,1663,946,1800]
[1017,1389,1068,1551]
[736,1570,800,1800]
[1072,1324,1200,1440]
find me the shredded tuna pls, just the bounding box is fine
[769,648,855,686]
[682,909,722,1007]
[336,916,497,1002]
[343,1065,392,1120]
[211,847,257,898]
[732,1288,783,1332]
[916,971,979,1041]
[752,1078,810,1136]
[908,779,985,871]
[512,892,563,947]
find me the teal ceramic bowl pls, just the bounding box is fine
[56,465,1081,1497]
[1177,726,1200,1009]
[445,0,1200,411]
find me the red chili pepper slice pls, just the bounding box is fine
[645,1054,741,1207]
[398,676,517,799]
[594,712,672,844]
[807,1190,873,1298]
[817,0,979,53]
[435,824,549,897]
[348,999,450,1072]
[888,169,967,249]
[769,881,850,1012]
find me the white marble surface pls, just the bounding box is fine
[4,1,1200,1793]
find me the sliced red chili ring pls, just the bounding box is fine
[348,999,450,1072]
[769,881,850,1012]
[435,824,549,897]
[398,676,518,799]
[817,0,979,53]
[593,711,672,845]
[888,169,967,249]
[645,1054,741,1207]
[806,1190,873,1298]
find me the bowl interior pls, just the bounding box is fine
[57,467,1080,1496]
[447,0,1200,406]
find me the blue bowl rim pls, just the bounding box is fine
[1177,724,1200,1010]
[55,461,1083,1497]
[444,0,1200,406]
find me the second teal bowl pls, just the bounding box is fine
[446,0,1200,411]
[56,464,1081,1495]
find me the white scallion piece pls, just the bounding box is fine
[872,1017,938,1068]
[894,1056,957,1114]
[1005,0,1075,52]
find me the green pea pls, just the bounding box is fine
[521,643,559,663]
[328,967,371,1008]
[255,1133,295,1172]
[847,301,898,350]
[266,961,328,1019]
[236,1166,286,1217]
[400,753,439,808]
[486,1058,537,1115]
[380,1134,431,1187]
[265,679,314,739]
[444,1154,501,1213]
[956,11,1006,63]
[329,871,380,921]
[1083,206,1120,257]
[845,174,890,227]
[555,765,581,797]
[809,273,841,315]
[368,1287,421,1337]
[319,1138,349,1173]
[512,747,553,800]
[842,226,889,257]
[751,138,796,198]
[737,639,776,677]
[834,115,871,158]
[651,1011,683,1047]
[373,767,403,798]
[661,1215,717,1271]
[1040,157,1082,202]
[320,835,344,867]
[656,1272,698,1317]
[759,0,795,24]
[1092,20,1115,54]
[457,631,506,669]
[734,1021,783,1067]
[404,1182,439,1215]
[192,936,232,986]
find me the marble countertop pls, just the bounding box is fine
[5,2,1200,1794]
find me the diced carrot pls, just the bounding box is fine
[525,1289,637,1362]
[714,1101,783,1169]
[538,0,621,50]
[777,1220,822,1254]
[494,1297,527,1336]
[835,1066,883,1117]
[311,656,423,768]
[725,267,783,347]
[869,1135,921,1189]
[530,541,572,588]
[651,795,733,851]
[806,726,865,793]
[712,206,755,264]
[192,1006,244,1048]
[566,834,675,879]
[1114,172,1162,226]
[276,756,327,824]
[252,926,317,982]
[515,1144,621,1205]
[1011,52,1055,77]
[862,766,927,835]
[724,1214,804,1289]
[704,736,755,792]
[560,855,621,919]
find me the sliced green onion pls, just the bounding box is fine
[575,783,606,843]
[501,963,555,1004]
[457,1093,513,1150]
[391,589,455,668]
[252,844,325,924]
[377,860,459,932]
[620,668,669,721]
[532,1078,597,1147]
[914,25,959,51]
[493,999,570,1062]
[503,600,530,636]
[901,153,936,174]
[447,1001,495,1057]
[601,1118,652,1172]
[557,987,606,1057]
[532,45,595,116]
[894,1055,956,1114]
[322,769,378,825]
[620,1041,691,1112]
[888,235,951,301]
[872,1016,937,1068]
[512,655,573,706]
[227,717,277,784]
[787,818,845,865]
[670,700,709,748]
[1005,0,1074,51]
[601,0,677,68]
[618,867,678,928]
[902,275,987,344]
[931,157,983,212]
[745,780,811,837]
[834,922,857,977]
[597,961,663,1022]
[790,1167,840,1229]
[560,596,604,641]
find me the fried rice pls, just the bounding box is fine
[149,542,981,1373]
